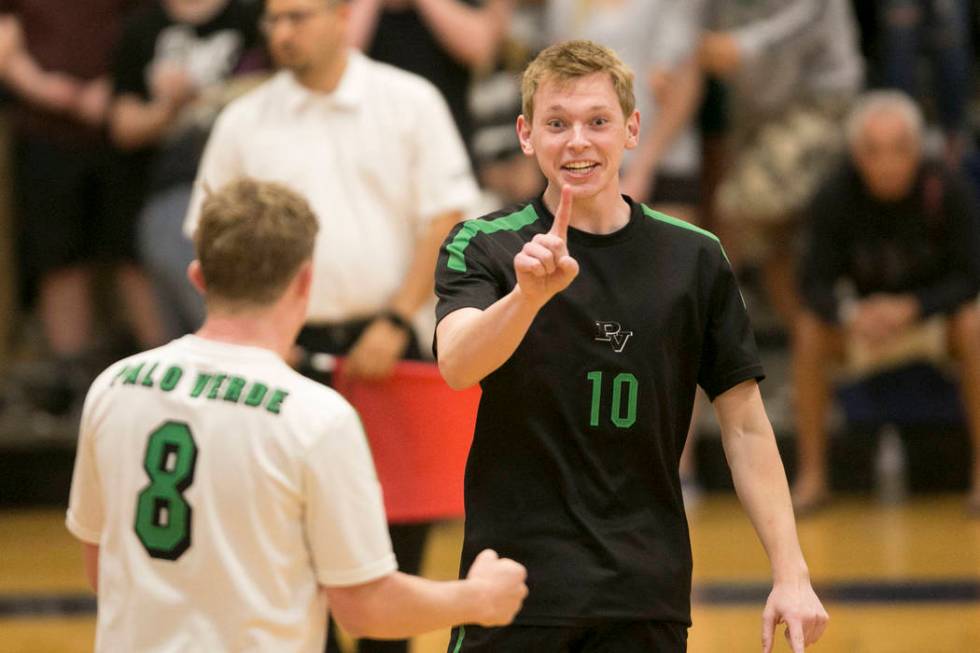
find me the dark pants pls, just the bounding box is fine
[14,135,140,297]
[448,621,689,653]
[881,0,971,133]
[299,320,429,653]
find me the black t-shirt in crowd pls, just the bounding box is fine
[112,0,264,193]
[801,162,980,323]
[435,196,765,626]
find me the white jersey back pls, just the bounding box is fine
[67,335,396,652]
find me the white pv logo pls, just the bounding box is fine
[594,321,633,353]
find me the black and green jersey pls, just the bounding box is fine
[435,196,764,626]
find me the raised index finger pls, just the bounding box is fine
[549,185,573,241]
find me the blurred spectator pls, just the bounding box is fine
[544,0,702,218]
[878,0,971,168]
[792,91,980,515]
[348,0,514,158]
[467,3,544,206]
[183,1,481,650]
[0,0,164,415]
[468,61,544,206]
[700,0,864,328]
[110,0,268,340]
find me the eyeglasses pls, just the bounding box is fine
[259,8,326,33]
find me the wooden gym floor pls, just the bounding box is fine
[1,495,978,652]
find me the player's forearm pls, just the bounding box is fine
[110,95,180,150]
[389,211,461,320]
[346,0,385,50]
[82,543,99,593]
[726,421,809,581]
[717,383,809,582]
[327,571,484,639]
[3,52,75,112]
[413,0,512,68]
[630,57,702,177]
[437,287,543,389]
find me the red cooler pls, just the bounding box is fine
[334,360,480,522]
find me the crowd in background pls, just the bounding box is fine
[1,0,980,511]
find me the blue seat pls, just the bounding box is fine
[836,362,964,429]
[834,363,970,492]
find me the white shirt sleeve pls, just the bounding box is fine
[183,106,247,238]
[66,386,106,545]
[410,83,480,227]
[304,405,397,587]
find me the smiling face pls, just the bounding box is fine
[517,72,639,203]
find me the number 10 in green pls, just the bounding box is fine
[587,371,638,428]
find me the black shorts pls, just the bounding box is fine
[14,135,142,280]
[448,621,688,653]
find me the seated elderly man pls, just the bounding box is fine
[792,90,980,516]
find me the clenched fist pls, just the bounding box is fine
[465,548,529,627]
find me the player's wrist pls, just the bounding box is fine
[511,284,550,312]
[771,559,810,585]
[377,309,413,335]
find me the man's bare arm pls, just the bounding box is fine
[413,0,514,69]
[714,380,828,653]
[344,210,461,379]
[622,55,703,201]
[326,549,526,638]
[82,543,99,593]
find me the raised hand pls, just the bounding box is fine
[514,185,580,306]
[465,548,528,627]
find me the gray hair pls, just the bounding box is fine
[845,90,924,148]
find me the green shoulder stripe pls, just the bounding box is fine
[641,205,719,242]
[641,205,730,262]
[446,204,540,272]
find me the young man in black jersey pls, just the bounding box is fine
[434,40,828,653]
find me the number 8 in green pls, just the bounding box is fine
[134,421,198,560]
[587,371,638,428]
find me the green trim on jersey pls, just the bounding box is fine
[641,205,730,262]
[642,205,744,305]
[641,205,719,242]
[451,625,466,653]
[446,204,540,272]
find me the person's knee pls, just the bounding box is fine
[950,303,980,354]
[794,310,835,351]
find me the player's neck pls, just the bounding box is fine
[195,314,297,361]
[543,184,630,235]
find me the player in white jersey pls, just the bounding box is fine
[66,178,527,652]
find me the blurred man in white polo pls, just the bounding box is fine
[183,2,480,651]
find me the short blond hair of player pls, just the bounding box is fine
[520,39,636,123]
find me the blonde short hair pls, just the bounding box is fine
[195,178,319,306]
[521,40,635,123]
